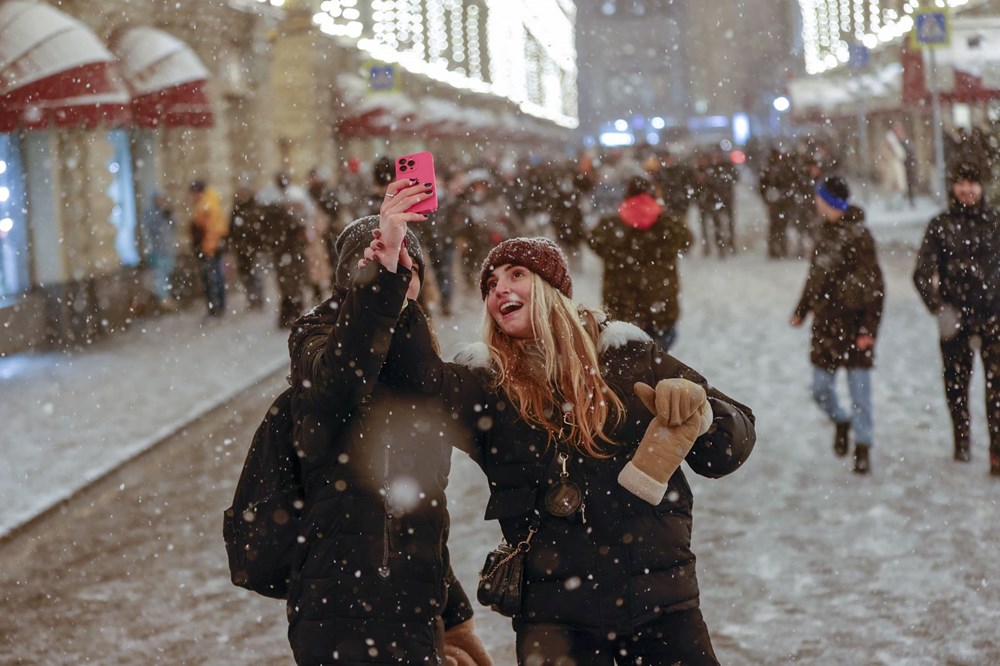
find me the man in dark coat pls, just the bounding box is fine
[285,215,491,664]
[913,162,1000,476]
[791,176,885,474]
[759,149,797,259]
[589,176,693,351]
[228,183,266,310]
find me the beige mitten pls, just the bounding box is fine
[618,379,713,505]
[443,619,493,666]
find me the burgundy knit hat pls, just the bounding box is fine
[480,237,573,300]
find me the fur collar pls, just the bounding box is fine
[452,320,651,368]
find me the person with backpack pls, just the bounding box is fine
[283,185,492,665]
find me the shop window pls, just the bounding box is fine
[0,134,30,300]
[107,129,139,267]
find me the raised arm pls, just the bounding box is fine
[648,344,756,479]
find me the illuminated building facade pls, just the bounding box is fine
[799,0,976,74]
[308,0,578,127]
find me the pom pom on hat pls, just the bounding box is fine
[334,216,424,291]
[480,237,572,300]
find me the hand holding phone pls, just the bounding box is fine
[394,151,438,215]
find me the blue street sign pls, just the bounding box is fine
[848,44,870,69]
[912,9,951,48]
[367,63,398,92]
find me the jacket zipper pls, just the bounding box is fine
[378,442,391,579]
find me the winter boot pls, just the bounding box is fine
[853,443,871,475]
[833,421,851,457]
[954,440,971,463]
[990,454,1000,477]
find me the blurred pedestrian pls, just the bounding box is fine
[286,204,492,665]
[258,172,308,328]
[759,149,796,259]
[879,125,908,209]
[913,162,1000,476]
[791,176,885,474]
[140,190,178,311]
[588,176,693,352]
[307,166,342,272]
[188,179,228,319]
[229,183,266,310]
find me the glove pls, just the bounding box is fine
[618,379,713,505]
[443,619,493,666]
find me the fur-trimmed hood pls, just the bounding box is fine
[453,320,651,369]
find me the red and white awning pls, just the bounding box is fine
[110,26,214,128]
[0,1,131,132]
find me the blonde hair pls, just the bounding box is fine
[483,274,624,458]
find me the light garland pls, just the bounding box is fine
[800,0,966,74]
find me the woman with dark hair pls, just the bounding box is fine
[364,201,756,664]
[588,175,693,351]
[285,185,492,664]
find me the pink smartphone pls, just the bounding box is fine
[394,151,438,215]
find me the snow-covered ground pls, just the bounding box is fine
[2,183,998,664]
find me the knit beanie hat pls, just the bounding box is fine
[816,176,850,211]
[950,161,983,184]
[334,215,424,291]
[479,237,572,300]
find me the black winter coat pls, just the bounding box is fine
[387,314,755,634]
[913,200,1000,325]
[794,206,885,370]
[286,263,472,665]
[588,196,693,336]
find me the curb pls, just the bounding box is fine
[0,360,288,545]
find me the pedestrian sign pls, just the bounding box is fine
[366,61,400,93]
[911,8,951,49]
[848,43,870,69]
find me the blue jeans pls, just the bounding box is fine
[811,366,873,446]
[200,254,226,316]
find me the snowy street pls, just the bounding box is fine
[1,188,998,665]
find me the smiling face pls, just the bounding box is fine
[952,179,983,207]
[485,264,534,339]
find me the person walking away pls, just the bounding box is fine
[879,125,908,210]
[913,162,1000,477]
[188,180,228,319]
[370,221,756,664]
[258,172,308,328]
[307,166,342,273]
[758,149,796,259]
[286,205,492,665]
[589,176,693,352]
[140,190,178,312]
[790,176,885,474]
[229,183,266,310]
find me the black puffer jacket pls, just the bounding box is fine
[794,206,885,370]
[588,195,693,336]
[913,199,1000,324]
[387,314,755,633]
[287,262,472,665]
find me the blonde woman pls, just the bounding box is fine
[367,181,757,666]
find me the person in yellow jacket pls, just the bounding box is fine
[189,179,229,318]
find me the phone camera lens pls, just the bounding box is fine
[407,160,416,167]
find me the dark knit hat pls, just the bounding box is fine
[479,237,572,300]
[950,161,983,184]
[334,216,424,291]
[816,176,850,211]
